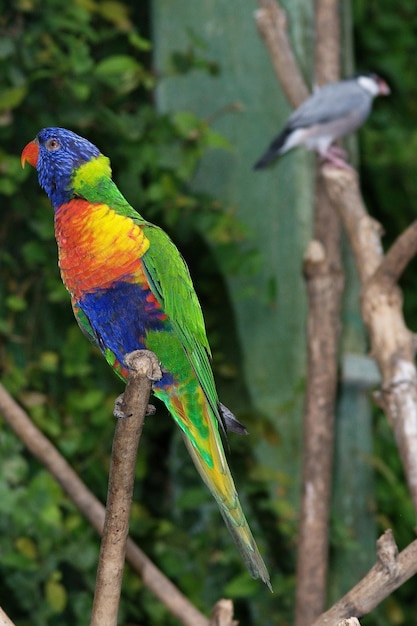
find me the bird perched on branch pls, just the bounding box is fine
[21,127,271,590]
[254,73,390,170]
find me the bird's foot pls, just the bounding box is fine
[326,145,348,159]
[113,351,162,418]
[319,151,357,173]
[113,394,157,419]
[124,349,163,382]
[145,403,157,416]
[113,394,132,419]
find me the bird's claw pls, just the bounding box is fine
[113,394,132,419]
[146,403,157,416]
[113,395,157,419]
[320,151,357,173]
[326,145,348,159]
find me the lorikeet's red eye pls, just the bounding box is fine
[46,138,60,151]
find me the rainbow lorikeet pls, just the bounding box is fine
[21,127,271,589]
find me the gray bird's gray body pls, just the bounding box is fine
[254,74,390,169]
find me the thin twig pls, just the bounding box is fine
[0,381,209,626]
[91,350,162,626]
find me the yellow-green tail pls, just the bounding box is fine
[155,384,272,590]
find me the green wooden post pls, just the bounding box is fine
[152,0,314,507]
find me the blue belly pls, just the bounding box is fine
[78,280,168,368]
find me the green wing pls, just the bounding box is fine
[140,222,222,425]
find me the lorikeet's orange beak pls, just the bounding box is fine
[21,139,39,168]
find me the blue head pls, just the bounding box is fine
[21,127,101,208]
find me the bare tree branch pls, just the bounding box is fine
[255,0,345,616]
[91,350,162,626]
[265,0,344,621]
[0,381,210,626]
[321,170,383,282]
[323,167,417,513]
[298,207,344,623]
[295,179,343,622]
[312,530,417,625]
[255,0,308,107]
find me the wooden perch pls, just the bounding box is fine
[91,350,162,626]
[0,380,209,626]
[312,530,417,625]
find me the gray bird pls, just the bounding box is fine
[254,73,390,170]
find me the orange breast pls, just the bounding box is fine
[55,200,150,298]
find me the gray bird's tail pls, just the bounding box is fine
[253,127,291,169]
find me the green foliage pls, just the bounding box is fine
[165,28,220,77]
[0,2,283,625]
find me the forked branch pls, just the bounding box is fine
[312,531,417,625]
